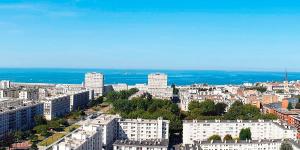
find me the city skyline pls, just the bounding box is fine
[1,0,300,71]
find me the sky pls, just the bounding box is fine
[0,0,300,71]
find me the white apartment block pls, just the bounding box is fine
[0,80,10,89]
[180,139,300,150]
[147,73,173,100]
[88,114,121,150]
[0,88,19,98]
[85,114,170,150]
[118,118,169,141]
[113,139,169,150]
[18,88,39,100]
[68,90,90,111]
[41,95,70,120]
[0,100,43,139]
[182,119,297,144]
[84,72,104,97]
[52,124,102,150]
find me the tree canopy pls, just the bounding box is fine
[280,141,293,150]
[208,135,221,141]
[239,128,251,140]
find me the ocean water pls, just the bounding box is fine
[0,68,299,85]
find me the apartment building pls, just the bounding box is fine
[113,139,169,150]
[112,84,128,92]
[84,72,104,97]
[68,90,90,111]
[118,118,169,141]
[88,114,121,150]
[147,73,173,100]
[0,88,19,98]
[41,95,70,120]
[180,139,300,150]
[18,88,39,100]
[182,119,297,144]
[51,124,102,150]
[85,114,170,150]
[0,80,10,89]
[0,100,43,139]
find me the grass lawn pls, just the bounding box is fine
[64,124,81,132]
[38,133,66,146]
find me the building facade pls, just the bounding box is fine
[183,119,297,144]
[41,95,70,120]
[68,90,90,111]
[0,100,43,139]
[84,72,104,97]
[147,73,173,100]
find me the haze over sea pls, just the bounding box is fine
[1,68,300,85]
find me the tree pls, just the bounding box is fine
[34,115,47,125]
[30,142,38,150]
[171,84,179,95]
[239,128,251,140]
[215,103,227,115]
[223,134,233,141]
[280,141,293,150]
[13,131,24,142]
[208,135,221,141]
[188,101,201,111]
[288,102,293,110]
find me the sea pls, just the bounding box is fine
[0,68,300,85]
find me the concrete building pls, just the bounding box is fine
[51,124,102,150]
[88,114,121,150]
[84,72,104,97]
[182,119,297,144]
[113,139,169,150]
[68,90,90,111]
[0,88,19,98]
[180,139,300,150]
[85,114,170,150]
[0,100,43,139]
[118,117,169,141]
[0,80,10,89]
[18,88,39,100]
[147,73,173,100]
[112,84,128,92]
[41,95,70,120]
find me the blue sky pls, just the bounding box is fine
[0,0,300,71]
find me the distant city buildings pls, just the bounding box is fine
[147,73,173,100]
[84,72,104,97]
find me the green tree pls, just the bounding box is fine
[171,84,179,95]
[30,142,38,150]
[288,102,293,110]
[215,103,227,115]
[188,101,201,111]
[33,125,48,134]
[239,128,251,140]
[223,134,233,141]
[280,141,293,150]
[208,135,221,141]
[34,115,47,125]
[13,131,24,142]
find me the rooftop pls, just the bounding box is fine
[113,139,169,147]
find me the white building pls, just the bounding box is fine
[41,95,70,120]
[68,90,90,111]
[0,100,43,139]
[85,114,170,150]
[52,124,102,150]
[113,139,169,150]
[180,139,300,150]
[182,119,297,144]
[118,117,169,141]
[147,73,173,100]
[0,80,10,89]
[19,88,39,100]
[88,114,121,150]
[84,72,104,97]
[112,84,128,92]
